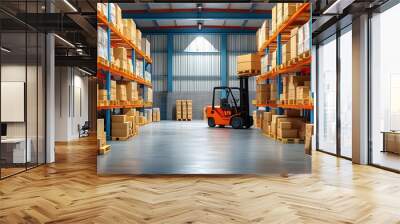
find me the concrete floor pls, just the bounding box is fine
[97,121,311,175]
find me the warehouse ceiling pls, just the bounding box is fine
[119,3,273,33]
[0,0,97,74]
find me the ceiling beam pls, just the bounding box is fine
[141,25,257,34]
[123,9,271,20]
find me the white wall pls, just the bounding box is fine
[54,67,89,141]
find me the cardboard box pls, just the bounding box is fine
[279,121,292,129]
[136,29,142,50]
[277,128,298,138]
[271,115,287,137]
[283,3,297,21]
[306,123,314,137]
[113,47,127,61]
[290,27,299,60]
[285,109,301,117]
[271,6,277,33]
[112,115,126,123]
[305,136,312,155]
[117,84,127,101]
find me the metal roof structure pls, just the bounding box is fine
[119,3,273,33]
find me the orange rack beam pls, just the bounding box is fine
[97,60,152,88]
[257,55,311,82]
[258,3,310,54]
[97,13,152,64]
[97,104,145,110]
[255,103,313,110]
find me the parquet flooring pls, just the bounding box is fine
[1,136,400,223]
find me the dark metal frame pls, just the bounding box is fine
[0,0,47,179]
[315,23,353,161]
[367,0,400,173]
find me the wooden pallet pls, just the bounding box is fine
[296,99,311,105]
[177,118,192,121]
[287,99,296,105]
[98,144,111,155]
[109,100,118,106]
[111,136,130,141]
[299,51,310,59]
[238,69,260,76]
[97,100,109,106]
[277,137,304,144]
[97,57,109,66]
[288,58,298,65]
[118,100,129,105]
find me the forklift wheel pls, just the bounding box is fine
[231,117,243,129]
[208,118,216,127]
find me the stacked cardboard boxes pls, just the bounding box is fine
[126,82,138,102]
[141,38,151,57]
[271,50,277,69]
[186,100,193,120]
[290,27,299,60]
[283,3,297,21]
[305,123,314,155]
[117,84,127,101]
[97,119,110,154]
[282,41,291,64]
[270,82,277,101]
[136,59,143,77]
[261,54,270,74]
[176,100,182,120]
[276,3,283,29]
[152,108,161,122]
[297,21,310,55]
[287,75,310,103]
[110,80,117,101]
[111,115,130,139]
[256,20,271,51]
[271,5,277,33]
[136,30,142,51]
[256,84,270,105]
[271,114,306,140]
[98,27,108,61]
[123,19,136,44]
[261,111,276,135]
[237,54,261,76]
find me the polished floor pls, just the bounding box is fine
[97,121,311,175]
[1,137,400,223]
[373,151,400,171]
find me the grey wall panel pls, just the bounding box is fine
[174,34,220,52]
[227,34,256,52]
[151,52,167,92]
[146,34,167,51]
[173,53,220,92]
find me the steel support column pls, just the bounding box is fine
[167,33,173,92]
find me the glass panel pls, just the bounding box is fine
[339,27,352,158]
[371,3,400,171]
[317,35,337,154]
[1,29,28,178]
[38,32,45,165]
[27,31,38,169]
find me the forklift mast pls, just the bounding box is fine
[239,76,250,123]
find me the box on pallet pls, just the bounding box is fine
[111,115,130,138]
[257,19,271,51]
[256,84,270,104]
[270,82,277,101]
[136,59,143,76]
[290,27,298,60]
[136,30,142,50]
[117,84,127,101]
[276,117,306,139]
[126,82,138,101]
[271,6,277,33]
[98,27,108,61]
[237,54,261,76]
[123,19,136,43]
[271,50,277,68]
[305,123,314,155]
[110,80,117,101]
[97,119,106,147]
[276,3,283,28]
[283,3,297,21]
[261,54,270,74]
[282,42,291,64]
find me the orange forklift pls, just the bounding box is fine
[206,77,253,129]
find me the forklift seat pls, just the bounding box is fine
[220,98,231,110]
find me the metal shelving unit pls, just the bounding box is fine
[255,3,313,122]
[97,4,153,139]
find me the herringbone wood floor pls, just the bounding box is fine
[1,137,400,224]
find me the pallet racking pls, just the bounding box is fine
[255,3,313,122]
[97,4,153,139]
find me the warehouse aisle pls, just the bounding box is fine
[97,121,311,175]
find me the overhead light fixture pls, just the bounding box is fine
[198,22,203,30]
[63,0,78,12]
[54,34,75,48]
[78,67,92,76]
[1,47,11,53]
[197,3,203,11]
[323,0,355,15]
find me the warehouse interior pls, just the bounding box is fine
[96,2,314,175]
[1,0,400,222]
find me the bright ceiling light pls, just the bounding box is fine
[63,0,78,12]
[54,34,75,48]
[1,47,11,53]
